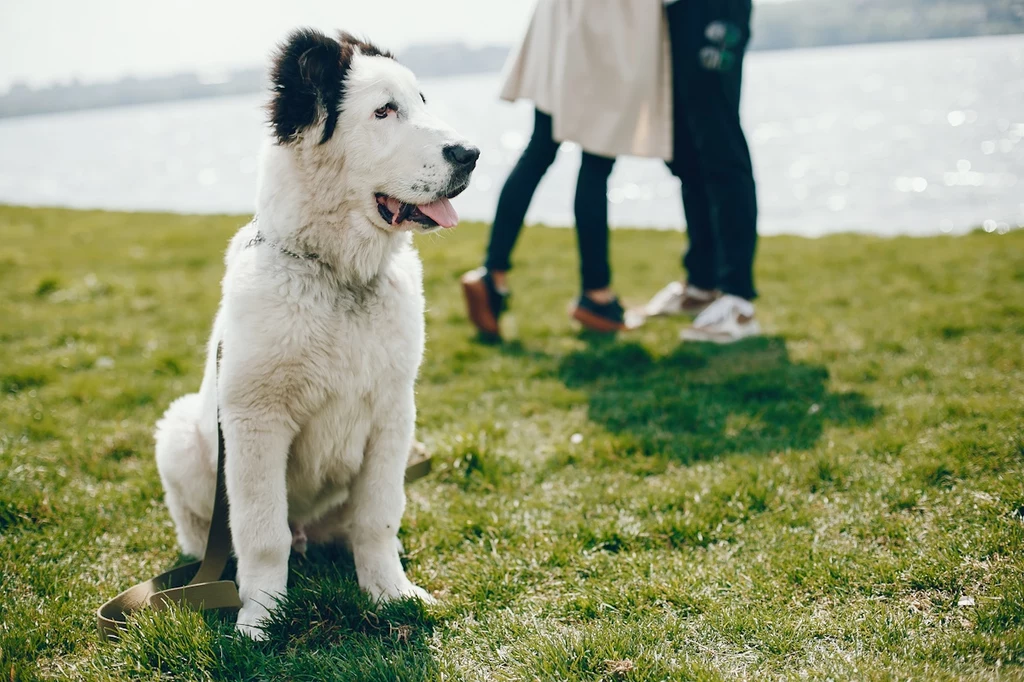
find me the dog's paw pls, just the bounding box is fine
[403,582,437,605]
[236,621,268,641]
[365,575,436,605]
[236,603,271,641]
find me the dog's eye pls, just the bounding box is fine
[374,103,396,120]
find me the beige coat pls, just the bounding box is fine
[500,0,673,161]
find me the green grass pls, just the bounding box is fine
[1,204,1022,681]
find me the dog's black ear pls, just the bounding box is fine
[268,28,345,145]
[338,32,395,61]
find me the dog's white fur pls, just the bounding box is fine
[155,39,474,639]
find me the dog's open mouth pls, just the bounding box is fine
[375,193,460,229]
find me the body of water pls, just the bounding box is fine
[0,36,1021,236]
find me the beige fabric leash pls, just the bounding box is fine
[97,415,239,642]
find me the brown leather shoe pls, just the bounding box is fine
[570,294,628,332]
[461,267,507,337]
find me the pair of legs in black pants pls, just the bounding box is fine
[665,0,758,301]
[483,109,615,293]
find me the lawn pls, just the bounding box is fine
[1,204,1022,681]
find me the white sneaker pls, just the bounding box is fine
[644,281,719,318]
[680,294,761,343]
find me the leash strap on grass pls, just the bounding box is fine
[97,418,240,642]
[97,414,433,642]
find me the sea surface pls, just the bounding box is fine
[1,35,1021,236]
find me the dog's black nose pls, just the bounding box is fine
[444,144,480,169]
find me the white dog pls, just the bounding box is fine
[154,29,478,639]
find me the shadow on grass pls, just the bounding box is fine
[142,547,439,680]
[557,335,877,464]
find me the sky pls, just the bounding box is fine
[0,0,537,91]
[0,0,792,92]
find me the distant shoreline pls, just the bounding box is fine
[1,32,1021,120]
[0,203,1011,237]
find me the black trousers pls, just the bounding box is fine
[665,0,759,300]
[484,109,616,292]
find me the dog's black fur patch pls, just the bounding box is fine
[268,29,394,145]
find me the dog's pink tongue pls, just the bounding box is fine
[417,197,459,228]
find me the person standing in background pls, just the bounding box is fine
[645,0,762,343]
[462,0,673,336]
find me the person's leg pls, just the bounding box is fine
[574,151,616,294]
[464,109,559,336]
[646,0,727,321]
[664,51,718,292]
[666,0,758,302]
[569,151,636,332]
[483,109,559,278]
[665,3,719,293]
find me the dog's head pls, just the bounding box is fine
[268,29,478,233]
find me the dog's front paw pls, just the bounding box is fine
[364,573,436,605]
[402,582,437,605]
[236,602,272,641]
[355,538,436,605]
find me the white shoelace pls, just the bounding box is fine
[693,295,753,327]
[684,284,717,302]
